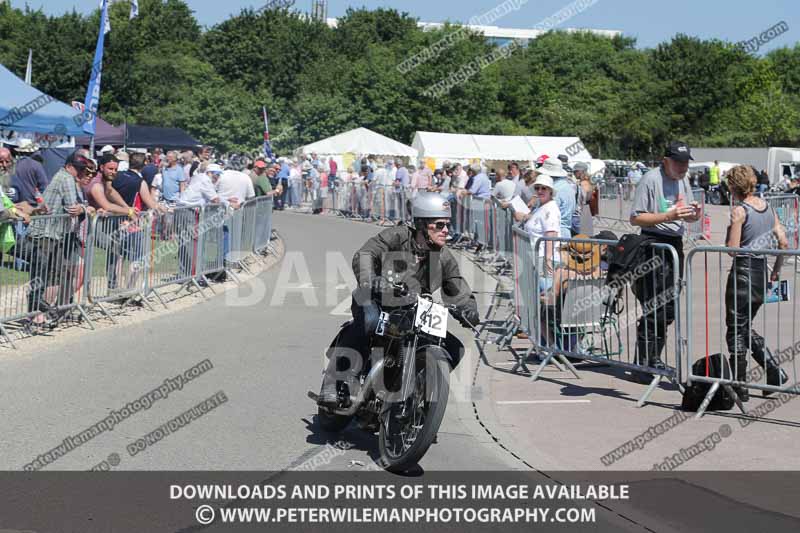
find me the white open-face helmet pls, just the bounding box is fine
[411,193,451,221]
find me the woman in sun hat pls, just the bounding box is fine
[517,174,562,291]
[541,235,603,306]
[540,234,603,349]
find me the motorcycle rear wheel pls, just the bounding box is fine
[378,356,450,473]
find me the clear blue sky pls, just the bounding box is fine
[16,0,798,53]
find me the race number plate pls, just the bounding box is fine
[415,297,448,338]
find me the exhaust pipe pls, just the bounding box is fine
[308,358,386,417]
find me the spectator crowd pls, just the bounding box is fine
[0,142,280,332]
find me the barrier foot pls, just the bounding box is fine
[555,353,580,379]
[237,261,255,276]
[531,351,554,382]
[494,317,518,348]
[636,375,662,408]
[95,302,117,324]
[200,275,216,295]
[0,322,17,349]
[694,381,720,420]
[226,268,242,285]
[190,278,209,300]
[509,346,532,374]
[139,293,156,312]
[723,384,748,415]
[150,288,169,310]
[76,304,95,330]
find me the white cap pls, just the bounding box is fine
[100,145,115,154]
[207,163,223,173]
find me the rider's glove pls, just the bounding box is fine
[369,277,392,300]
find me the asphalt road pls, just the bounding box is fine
[0,211,517,473]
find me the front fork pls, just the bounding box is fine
[398,335,419,417]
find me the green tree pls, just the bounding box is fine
[202,8,330,100]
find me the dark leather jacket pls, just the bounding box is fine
[351,224,478,315]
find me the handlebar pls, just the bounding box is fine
[373,277,479,329]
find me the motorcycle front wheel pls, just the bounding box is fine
[378,355,450,473]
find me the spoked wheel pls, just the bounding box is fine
[378,356,450,473]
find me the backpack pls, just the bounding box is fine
[604,233,656,289]
[681,354,735,411]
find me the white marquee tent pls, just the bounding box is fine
[298,127,418,159]
[411,131,593,168]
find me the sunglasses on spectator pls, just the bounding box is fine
[534,186,550,191]
[431,221,450,231]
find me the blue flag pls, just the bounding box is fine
[82,0,110,136]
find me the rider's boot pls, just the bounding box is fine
[317,355,341,409]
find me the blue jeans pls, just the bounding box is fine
[223,224,230,263]
[289,180,302,207]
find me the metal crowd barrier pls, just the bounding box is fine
[599,180,621,200]
[528,236,683,407]
[686,188,707,246]
[472,198,492,252]
[685,246,800,418]
[362,184,408,225]
[330,182,362,218]
[195,204,226,285]
[0,198,275,348]
[147,206,205,305]
[0,213,93,345]
[85,212,152,318]
[368,184,387,223]
[764,194,800,249]
[493,199,514,268]
[325,182,413,224]
[452,194,473,245]
[595,182,637,233]
[227,198,263,275]
[253,196,274,254]
[506,226,535,372]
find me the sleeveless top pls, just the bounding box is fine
[738,200,775,257]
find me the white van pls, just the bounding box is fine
[767,147,800,186]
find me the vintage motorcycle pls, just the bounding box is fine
[308,278,473,473]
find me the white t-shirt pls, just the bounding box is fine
[524,200,561,257]
[216,170,255,203]
[455,170,469,189]
[179,173,219,207]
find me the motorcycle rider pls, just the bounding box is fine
[317,193,481,408]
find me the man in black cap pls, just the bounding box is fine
[629,141,701,381]
[557,154,572,176]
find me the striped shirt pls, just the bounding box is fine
[29,168,84,240]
